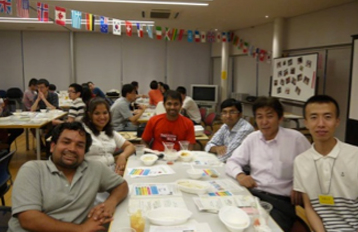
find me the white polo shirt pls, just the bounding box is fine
[294,139,358,232]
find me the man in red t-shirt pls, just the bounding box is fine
[141,90,196,151]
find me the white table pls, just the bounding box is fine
[0,110,67,160]
[109,155,283,232]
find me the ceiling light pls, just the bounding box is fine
[265,15,269,18]
[50,0,209,6]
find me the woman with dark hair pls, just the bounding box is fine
[82,97,134,202]
[81,83,93,107]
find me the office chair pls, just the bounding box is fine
[0,150,15,206]
[0,206,11,232]
[6,88,23,112]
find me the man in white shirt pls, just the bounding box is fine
[176,86,201,124]
[205,98,254,162]
[226,96,310,231]
[294,95,358,232]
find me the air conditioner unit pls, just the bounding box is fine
[142,9,180,19]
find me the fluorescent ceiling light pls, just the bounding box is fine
[51,0,210,6]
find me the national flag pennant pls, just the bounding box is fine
[194,30,200,42]
[248,45,254,57]
[86,13,94,31]
[233,35,239,46]
[200,31,206,43]
[125,21,132,36]
[55,6,66,26]
[171,28,177,41]
[243,42,249,54]
[0,0,12,15]
[177,29,184,41]
[239,39,244,49]
[37,2,48,22]
[71,10,81,29]
[155,26,162,40]
[216,31,221,43]
[266,51,271,64]
[187,30,193,42]
[112,19,121,35]
[259,49,266,62]
[222,32,227,42]
[228,31,234,42]
[146,25,153,39]
[100,16,108,33]
[165,27,171,41]
[17,0,29,18]
[136,23,143,38]
[253,48,260,58]
[206,31,215,43]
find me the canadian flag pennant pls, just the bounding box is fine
[266,51,272,64]
[200,31,206,43]
[55,6,66,26]
[125,21,132,36]
[216,31,221,43]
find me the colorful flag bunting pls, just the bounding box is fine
[266,51,271,64]
[125,21,132,36]
[228,31,234,42]
[17,0,29,18]
[216,31,221,43]
[71,10,81,29]
[55,6,65,26]
[136,23,143,38]
[37,2,48,21]
[171,28,178,41]
[194,30,200,42]
[200,31,206,43]
[207,31,215,43]
[243,42,249,53]
[222,32,227,42]
[147,25,153,39]
[155,26,162,40]
[253,48,260,58]
[113,19,121,35]
[0,0,12,15]
[239,39,244,49]
[178,29,184,41]
[187,30,193,42]
[100,16,108,33]
[86,13,94,31]
[248,45,254,56]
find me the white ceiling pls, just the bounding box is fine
[0,0,355,32]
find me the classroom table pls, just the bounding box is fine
[109,155,283,232]
[0,110,67,160]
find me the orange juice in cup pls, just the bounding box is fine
[130,209,145,232]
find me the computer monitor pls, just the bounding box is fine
[191,84,218,105]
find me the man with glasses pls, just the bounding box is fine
[52,83,86,125]
[31,79,59,112]
[226,96,311,231]
[205,98,254,162]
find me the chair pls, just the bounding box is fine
[0,150,15,206]
[0,90,6,99]
[203,112,218,136]
[6,88,23,112]
[199,107,207,123]
[0,206,11,232]
[291,206,313,232]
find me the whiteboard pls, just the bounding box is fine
[271,53,318,102]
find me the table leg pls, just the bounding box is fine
[36,128,41,160]
[26,128,29,150]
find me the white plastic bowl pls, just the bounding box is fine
[178,150,193,162]
[164,152,180,161]
[219,206,250,232]
[186,169,203,179]
[140,154,158,166]
[40,109,47,113]
[146,207,192,226]
[176,179,209,194]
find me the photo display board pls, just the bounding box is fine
[271,53,318,102]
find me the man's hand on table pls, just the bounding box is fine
[214,146,227,156]
[80,216,108,232]
[88,203,115,223]
[236,173,257,188]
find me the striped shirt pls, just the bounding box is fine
[205,118,254,162]
[294,139,358,231]
[68,98,86,121]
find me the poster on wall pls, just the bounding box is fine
[271,53,318,102]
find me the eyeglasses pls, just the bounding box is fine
[220,111,240,116]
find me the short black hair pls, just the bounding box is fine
[253,96,283,119]
[176,86,186,95]
[51,122,92,153]
[150,80,158,89]
[87,81,94,85]
[164,90,182,104]
[49,84,57,91]
[303,95,340,119]
[131,81,138,87]
[158,82,164,86]
[122,84,135,97]
[163,84,170,92]
[29,78,38,86]
[37,79,50,87]
[82,97,113,137]
[69,83,83,97]
[220,98,242,112]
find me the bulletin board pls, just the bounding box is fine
[271,53,318,102]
